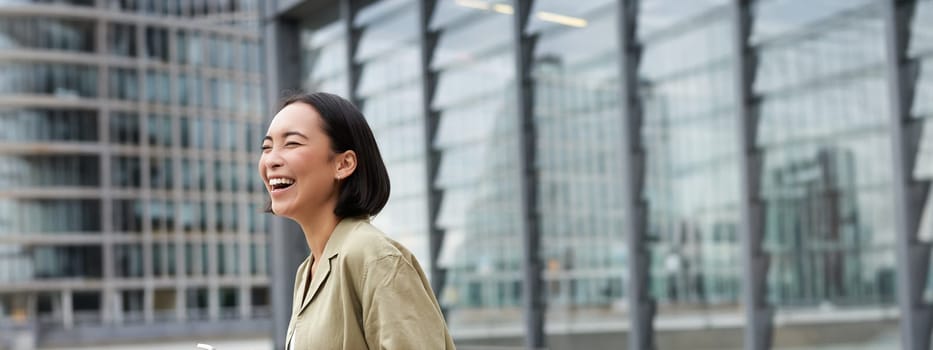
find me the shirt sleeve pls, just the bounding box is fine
[361,254,450,350]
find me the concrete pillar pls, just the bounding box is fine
[239,285,251,319]
[112,291,123,325]
[175,288,186,322]
[144,287,154,323]
[62,290,73,330]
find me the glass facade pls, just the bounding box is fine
[300,8,349,97]
[290,0,930,348]
[353,0,432,272]
[638,0,744,323]
[429,0,525,328]
[753,0,894,305]
[0,0,270,346]
[529,0,629,325]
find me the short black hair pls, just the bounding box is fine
[266,92,390,218]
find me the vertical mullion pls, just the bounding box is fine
[141,22,156,327]
[731,1,772,349]
[124,16,149,327]
[201,31,220,323]
[97,12,116,330]
[512,0,544,348]
[417,0,447,305]
[171,27,188,324]
[617,1,654,349]
[341,0,361,105]
[883,1,932,349]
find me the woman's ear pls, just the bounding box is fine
[335,150,357,180]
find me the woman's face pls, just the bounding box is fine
[259,102,342,219]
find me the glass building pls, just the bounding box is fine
[0,0,269,348]
[266,0,933,349]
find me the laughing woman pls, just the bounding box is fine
[259,92,455,350]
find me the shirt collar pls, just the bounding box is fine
[317,216,367,260]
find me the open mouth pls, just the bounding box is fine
[268,177,295,192]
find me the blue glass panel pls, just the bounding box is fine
[0,63,97,97]
[301,16,349,96]
[353,0,431,271]
[0,155,100,188]
[754,0,899,347]
[0,199,102,233]
[636,2,742,334]
[0,109,98,142]
[0,17,95,52]
[431,0,524,333]
[529,0,627,330]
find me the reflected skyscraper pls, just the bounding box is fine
[765,148,886,305]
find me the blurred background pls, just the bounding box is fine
[1,0,932,349]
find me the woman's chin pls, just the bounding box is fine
[270,202,294,218]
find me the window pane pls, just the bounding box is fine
[0,63,97,97]
[109,68,138,100]
[0,17,95,52]
[112,199,143,233]
[527,0,627,322]
[0,109,98,142]
[108,23,137,57]
[32,246,103,278]
[0,199,101,233]
[636,1,742,340]
[110,112,141,145]
[422,0,523,328]
[114,244,143,277]
[0,155,99,188]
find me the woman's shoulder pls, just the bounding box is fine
[338,217,410,265]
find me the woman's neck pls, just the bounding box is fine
[296,210,341,261]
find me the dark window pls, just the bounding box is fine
[112,156,141,188]
[114,244,143,277]
[0,17,95,52]
[0,199,101,233]
[110,112,140,145]
[0,63,96,97]
[33,246,103,278]
[0,109,98,142]
[108,23,136,56]
[112,199,143,233]
[0,155,99,188]
[109,68,138,100]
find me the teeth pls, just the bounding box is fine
[269,178,295,186]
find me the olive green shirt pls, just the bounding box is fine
[285,217,455,350]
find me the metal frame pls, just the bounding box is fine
[731,1,773,349]
[416,0,448,306]
[96,11,117,329]
[137,15,155,326]
[512,0,544,348]
[341,0,363,106]
[883,1,932,349]
[617,1,655,349]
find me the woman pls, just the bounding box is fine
[259,92,455,349]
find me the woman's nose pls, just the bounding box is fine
[262,151,284,169]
